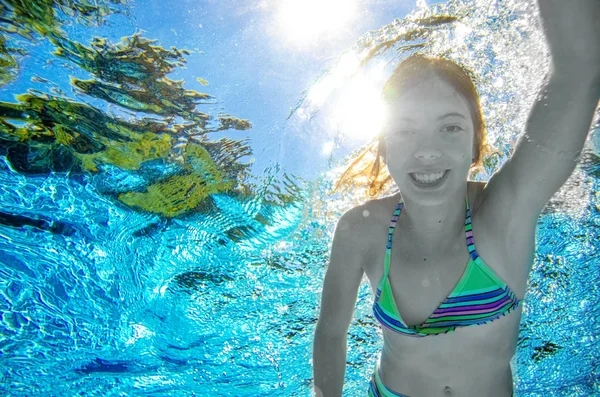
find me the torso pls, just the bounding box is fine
[361,181,537,397]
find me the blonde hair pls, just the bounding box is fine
[332,54,492,199]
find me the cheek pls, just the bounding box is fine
[449,133,474,161]
[382,141,410,165]
[457,145,474,166]
[382,146,413,176]
[383,131,473,164]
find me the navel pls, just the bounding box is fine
[444,385,453,395]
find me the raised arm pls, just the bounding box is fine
[483,0,600,220]
[313,205,369,397]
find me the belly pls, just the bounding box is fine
[378,307,521,397]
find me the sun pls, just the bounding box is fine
[276,0,358,48]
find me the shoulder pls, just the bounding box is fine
[361,192,401,230]
[471,177,537,262]
[331,195,397,268]
[468,179,513,232]
[472,175,536,231]
[334,201,373,250]
[365,191,402,213]
[468,180,487,213]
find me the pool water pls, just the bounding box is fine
[1,0,599,396]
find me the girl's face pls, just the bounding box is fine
[382,77,475,204]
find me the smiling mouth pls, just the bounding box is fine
[409,170,450,187]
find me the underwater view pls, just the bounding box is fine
[1,0,599,396]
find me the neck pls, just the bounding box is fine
[399,189,467,252]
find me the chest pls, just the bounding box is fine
[364,208,531,327]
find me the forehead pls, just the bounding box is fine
[386,77,471,121]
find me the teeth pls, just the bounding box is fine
[412,171,446,183]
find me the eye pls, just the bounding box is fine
[397,129,416,136]
[442,125,464,133]
[384,130,412,141]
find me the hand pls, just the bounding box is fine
[537,0,600,71]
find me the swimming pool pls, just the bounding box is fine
[1,0,598,396]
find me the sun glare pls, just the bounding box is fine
[332,71,387,142]
[308,52,360,106]
[307,55,387,143]
[277,0,358,47]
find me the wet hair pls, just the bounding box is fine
[332,53,491,198]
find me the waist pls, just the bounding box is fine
[377,348,514,397]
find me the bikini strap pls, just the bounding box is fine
[383,200,403,278]
[464,196,479,261]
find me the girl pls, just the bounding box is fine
[312,1,600,396]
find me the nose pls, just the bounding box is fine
[414,147,442,162]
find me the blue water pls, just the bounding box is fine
[1,0,599,396]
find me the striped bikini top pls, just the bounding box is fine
[373,197,521,337]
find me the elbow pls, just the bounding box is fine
[314,317,349,340]
[314,326,347,343]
